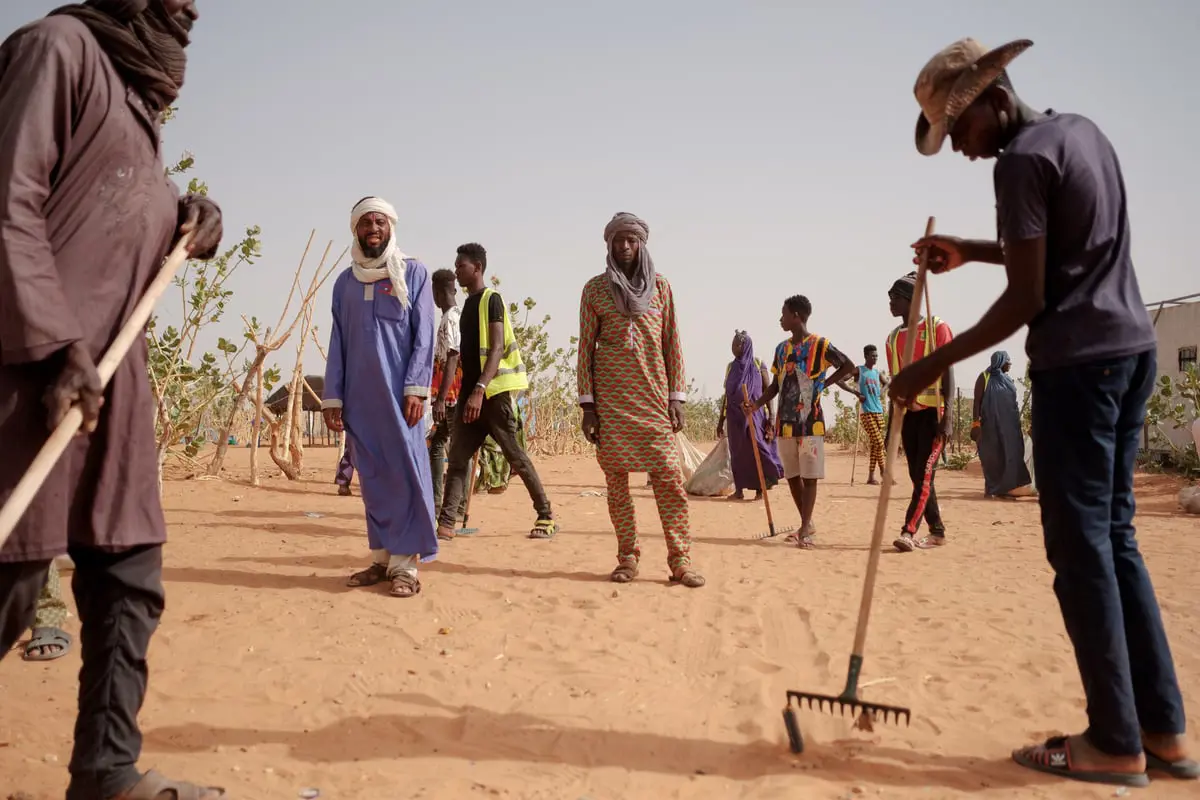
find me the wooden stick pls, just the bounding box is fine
[460,451,480,529]
[850,216,935,659]
[250,360,265,487]
[742,384,780,537]
[0,236,193,547]
[850,399,863,486]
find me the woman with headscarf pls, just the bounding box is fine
[716,331,783,500]
[971,351,1032,497]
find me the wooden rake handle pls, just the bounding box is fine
[0,236,194,548]
[850,399,863,486]
[741,384,778,535]
[849,217,936,657]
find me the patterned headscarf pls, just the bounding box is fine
[603,212,656,317]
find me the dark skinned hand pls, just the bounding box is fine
[403,396,425,428]
[463,386,484,423]
[911,234,967,275]
[323,407,344,433]
[715,420,725,440]
[938,410,954,440]
[45,342,103,433]
[669,400,685,433]
[177,194,223,260]
[432,397,447,424]
[581,408,600,444]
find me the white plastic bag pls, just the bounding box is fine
[675,432,706,481]
[1180,486,1200,515]
[685,437,735,496]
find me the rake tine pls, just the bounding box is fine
[752,525,796,541]
[785,690,912,728]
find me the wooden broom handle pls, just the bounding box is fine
[0,236,194,547]
[850,217,935,656]
[742,384,776,531]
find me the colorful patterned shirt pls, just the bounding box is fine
[771,334,833,438]
[432,305,463,406]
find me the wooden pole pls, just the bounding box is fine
[0,237,193,546]
[250,361,265,487]
[849,400,863,485]
[850,216,935,659]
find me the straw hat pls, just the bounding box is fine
[913,38,1033,156]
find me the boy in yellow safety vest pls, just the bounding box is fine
[884,271,956,552]
[435,243,556,540]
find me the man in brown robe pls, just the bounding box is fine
[0,2,226,798]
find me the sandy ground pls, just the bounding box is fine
[2,445,1197,800]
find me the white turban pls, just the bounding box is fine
[350,197,409,308]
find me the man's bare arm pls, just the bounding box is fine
[476,320,504,390]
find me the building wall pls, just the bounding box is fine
[1149,301,1200,452]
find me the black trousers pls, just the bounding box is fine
[0,544,165,800]
[889,407,946,537]
[437,391,551,529]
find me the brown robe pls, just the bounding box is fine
[0,16,185,562]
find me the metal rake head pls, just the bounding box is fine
[786,690,911,727]
[752,526,797,541]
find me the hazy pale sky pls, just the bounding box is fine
[5,0,1198,404]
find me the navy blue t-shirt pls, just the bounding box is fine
[993,111,1156,371]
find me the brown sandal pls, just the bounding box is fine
[610,562,639,583]
[389,572,422,598]
[346,563,388,587]
[111,769,225,799]
[670,568,706,588]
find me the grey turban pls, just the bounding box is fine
[604,212,656,317]
[604,212,650,244]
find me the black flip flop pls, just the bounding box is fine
[1146,748,1200,780]
[1011,736,1149,787]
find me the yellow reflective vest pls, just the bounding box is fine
[477,288,528,399]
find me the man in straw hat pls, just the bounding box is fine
[0,2,227,797]
[577,213,704,587]
[892,38,1196,787]
[323,196,439,599]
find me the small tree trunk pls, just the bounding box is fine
[288,381,304,474]
[156,440,169,496]
[208,349,266,477]
[250,362,264,487]
[268,418,300,480]
[281,373,298,454]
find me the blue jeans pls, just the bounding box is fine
[1032,349,1185,756]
